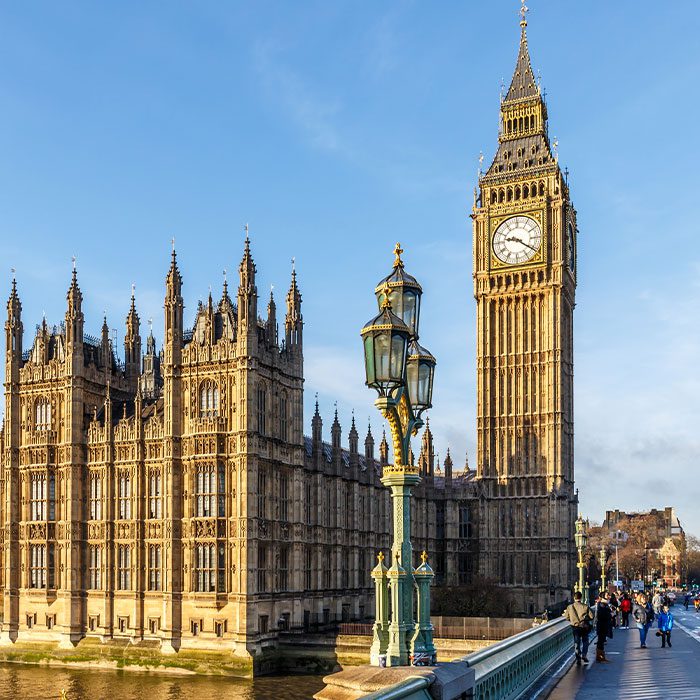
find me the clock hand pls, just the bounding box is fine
[507,236,537,253]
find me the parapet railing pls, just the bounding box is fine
[356,616,571,700]
[462,617,570,700]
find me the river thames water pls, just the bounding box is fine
[0,663,326,700]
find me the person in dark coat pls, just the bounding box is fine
[595,593,613,663]
[633,593,654,648]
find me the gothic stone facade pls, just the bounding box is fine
[0,242,475,662]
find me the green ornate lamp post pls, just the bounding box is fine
[361,243,437,667]
[574,516,588,604]
[599,546,607,594]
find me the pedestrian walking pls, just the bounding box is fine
[563,592,593,664]
[652,590,663,615]
[684,593,691,610]
[595,593,613,663]
[657,604,674,648]
[633,593,654,648]
[620,593,632,629]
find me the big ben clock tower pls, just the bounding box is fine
[472,7,578,612]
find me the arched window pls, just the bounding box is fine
[194,542,224,593]
[194,464,225,517]
[515,186,521,200]
[118,473,131,519]
[539,181,545,196]
[498,189,505,203]
[279,394,289,441]
[523,184,529,198]
[257,386,267,435]
[199,381,219,418]
[35,399,51,431]
[507,188,513,202]
[491,191,497,205]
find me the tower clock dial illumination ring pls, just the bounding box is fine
[492,216,542,265]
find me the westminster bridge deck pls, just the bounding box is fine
[326,605,700,700]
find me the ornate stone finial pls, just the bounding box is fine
[393,242,404,268]
[520,0,529,27]
[72,255,76,271]
[171,237,175,253]
[291,256,296,273]
[378,551,385,563]
[244,223,250,241]
[148,318,153,333]
[552,137,559,162]
[421,550,428,564]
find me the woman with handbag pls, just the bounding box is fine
[563,591,594,664]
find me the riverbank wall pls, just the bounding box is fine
[0,633,494,678]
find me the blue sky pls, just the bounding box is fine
[1,1,700,534]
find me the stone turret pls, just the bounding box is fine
[65,261,84,369]
[364,423,375,462]
[124,287,141,381]
[237,228,258,354]
[266,288,277,347]
[331,407,342,473]
[349,414,359,470]
[285,259,302,352]
[444,449,453,487]
[312,397,323,469]
[379,430,389,468]
[419,419,435,480]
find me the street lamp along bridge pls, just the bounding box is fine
[360,243,437,667]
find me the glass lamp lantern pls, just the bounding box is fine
[574,516,587,550]
[361,298,411,399]
[375,243,423,338]
[406,339,436,416]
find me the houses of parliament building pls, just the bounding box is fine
[0,12,577,667]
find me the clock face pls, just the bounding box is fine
[567,222,575,272]
[492,216,542,265]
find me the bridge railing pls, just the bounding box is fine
[462,617,570,700]
[355,617,571,700]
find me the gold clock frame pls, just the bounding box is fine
[490,209,546,270]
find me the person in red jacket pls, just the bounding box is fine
[620,593,633,629]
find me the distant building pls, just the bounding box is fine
[603,508,686,587]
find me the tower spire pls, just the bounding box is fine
[505,3,538,102]
[285,257,303,352]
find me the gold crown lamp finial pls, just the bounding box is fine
[377,551,385,564]
[520,0,529,27]
[380,282,393,310]
[421,550,428,564]
[393,242,404,268]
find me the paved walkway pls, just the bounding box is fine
[547,607,700,700]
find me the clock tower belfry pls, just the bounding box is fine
[472,10,578,612]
